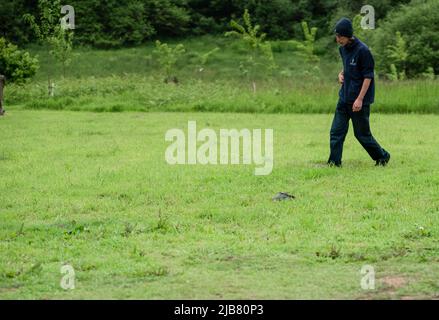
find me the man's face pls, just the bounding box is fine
[336,34,350,46]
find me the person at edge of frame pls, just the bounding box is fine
[328,17,391,167]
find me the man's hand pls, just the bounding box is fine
[353,78,371,112]
[338,71,344,84]
[353,98,363,112]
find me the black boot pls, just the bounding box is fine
[375,152,391,166]
[328,160,342,167]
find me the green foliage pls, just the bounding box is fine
[6,73,439,114]
[329,0,411,35]
[420,67,435,80]
[301,21,317,46]
[10,35,438,114]
[225,9,266,51]
[60,0,188,48]
[24,0,74,78]
[386,64,397,81]
[387,63,406,81]
[0,38,39,84]
[153,40,186,83]
[247,0,296,39]
[225,9,277,91]
[372,0,439,78]
[198,47,219,67]
[95,0,154,47]
[259,42,276,72]
[386,31,408,69]
[48,27,74,77]
[193,47,220,75]
[385,31,408,80]
[0,0,37,44]
[289,21,319,64]
[0,0,423,48]
[23,0,61,43]
[327,0,412,59]
[144,0,190,36]
[353,14,374,44]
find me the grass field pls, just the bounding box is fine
[1,110,438,299]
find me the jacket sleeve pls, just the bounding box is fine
[359,48,375,79]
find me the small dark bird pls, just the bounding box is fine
[272,192,295,201]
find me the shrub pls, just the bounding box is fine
[153,40,186,83]
[0,37,39,84]
[225,9,277,93]
[289,21,319,63]
[372,0,439,77]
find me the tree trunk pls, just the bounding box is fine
[0,75,5,115]
[48,76,55,97]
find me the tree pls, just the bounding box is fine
[193,47,219,79]
[0,37,39,84]
[225,9,277,93]
[420,67,435,80]
[24,0,74,94]
[0,0,37,44]
[48,26,73,78]
[153,40,186,84]
[385,31,408,80]
[372,0,439,78]
[289,21,319,63]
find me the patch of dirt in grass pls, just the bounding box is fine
[374,275,410,299]
[400,294,439,300]
[381,275,407,289]
[357,275,410,300]
[0,283,22,295]
[399,295,418,300]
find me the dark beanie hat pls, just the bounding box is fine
[335,18,353,38]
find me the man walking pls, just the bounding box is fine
[328,18,390,167]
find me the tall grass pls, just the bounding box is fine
[6,76,438,114]
[6,35,438,114]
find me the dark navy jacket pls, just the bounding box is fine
[339,37,375,105]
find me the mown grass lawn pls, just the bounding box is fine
[1,110,438,299]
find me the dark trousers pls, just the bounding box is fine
[328,100,389,165]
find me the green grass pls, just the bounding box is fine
[5,35,437,114]
[6,76,439,114]
[25,35,340,82]
[1,110,439,299]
